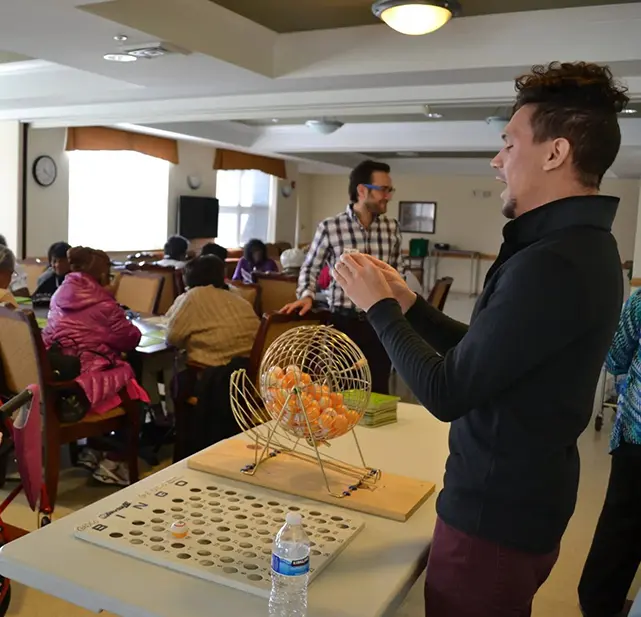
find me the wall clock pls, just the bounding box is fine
[32,155,57,187]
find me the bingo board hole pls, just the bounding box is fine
[151,545,165,552]
[309,511,321,516]
[191,513,204,518]
[198,539,212,545]
[152,526,164,532]
[171,543,185,549]
[318,528,330,534]
[267,501,280,506]
[251,503,264,509]
[206,486,218,491]
[221,545,234,552]
[201,560,215,567]
[192,529,205,536]
[224,491,237,496]
[239,542,253,549]
[211,517,223,523]
[221,556,234,564]
[243,551,257,559]
[189,497,202,502]
[171,507,183,512]
[150,537,163,542]
[208,501,220,507]
[235,515,247,520]
[217,526,230,532]
[190,488,202,493]
[288,506,300,512]
[172,498,184,503]
[109,532,123,538]
[229,506,240,512]
[228,498,240,503]
[236,524,248,530]
[311,549,321,556]
[223,567,238,574]
[217,536,231,543]
[151,518,164,524]
[130,539,143,545]
[324,536,336,542]
[177,553,191,560]
[132,521,145,526]
[337,524,349,529]
[244,495,256,501]
[197,550,212,557]
[247,574,263,582]
[239,532,251,538]
[244,563,259,571]
[129,531,143,537]
[331,516,344,522]
[257,529,270,536]
[152,509,165,514]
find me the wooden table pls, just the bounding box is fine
[27,303,170,356]
[426,249,481,297]
[0,404,449,617]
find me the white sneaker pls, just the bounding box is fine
[92,459,130,486]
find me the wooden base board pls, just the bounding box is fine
[188,439,435,522]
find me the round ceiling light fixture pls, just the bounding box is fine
[305,119,344,135]
[372,0,461,35]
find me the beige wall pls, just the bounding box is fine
[0,121,23,255]
[301,172,640,293]
[24,128,298,256]
[25,128,219,257]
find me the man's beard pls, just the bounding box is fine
[367,199,386,214]
[502,198,517,220]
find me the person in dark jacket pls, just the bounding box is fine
[335,61,628,617]
[32,241,71,306]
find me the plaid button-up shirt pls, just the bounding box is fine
[297,204,402,311]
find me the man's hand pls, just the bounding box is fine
[334,253,394,312]
[280,296,314,316]
[360,255,417,314]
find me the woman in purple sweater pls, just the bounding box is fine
[232,238,278,283]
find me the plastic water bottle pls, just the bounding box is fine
[269,511,310,617]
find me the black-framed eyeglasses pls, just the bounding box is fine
[363,184,396,195]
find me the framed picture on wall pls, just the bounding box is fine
[399,201,437,234]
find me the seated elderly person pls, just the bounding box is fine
[32,241,71,306]
[0,245,18,306]
[167,255,259,367]
[0,235,27,297]
[280,248,306,277]
[155,235,190,269]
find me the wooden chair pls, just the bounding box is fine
[0,306,140,507]
[125,264,185,315]
[254,273,298,315]
[427,277,454,311]
[228,281,261,315]
[19,259,48,295]
[115,271,164,315]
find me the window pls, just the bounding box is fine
[68,150,170,252]
[215,169,275,248]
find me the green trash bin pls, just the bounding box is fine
[409,238,429,258]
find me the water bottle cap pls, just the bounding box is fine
[286,511,302,526]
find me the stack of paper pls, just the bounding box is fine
[359,393,401,428]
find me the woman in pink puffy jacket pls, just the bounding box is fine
[42,246,148,486]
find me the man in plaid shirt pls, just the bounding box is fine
[282,160,402,393]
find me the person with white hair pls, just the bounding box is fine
[280,248,306,277]
[0,235,28,297]
[0,245,18,307]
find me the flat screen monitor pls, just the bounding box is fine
[178,196,219,239]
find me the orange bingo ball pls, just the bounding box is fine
[330,392,344,408]
[266,366,284,387]
[332,414,349,435]
[319,408,337,429]
[335,404,349,416]
[318,395,331,410]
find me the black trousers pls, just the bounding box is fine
[578,442,641,617]
[330,310,391,395]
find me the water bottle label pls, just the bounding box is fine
[271,554,310,577]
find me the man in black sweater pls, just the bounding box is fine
[335,62,629,617]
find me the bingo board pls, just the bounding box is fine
[74,472,364,598]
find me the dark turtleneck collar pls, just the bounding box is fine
[502,195,619,246]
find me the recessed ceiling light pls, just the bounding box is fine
[372,0,461,36]
[103,52,137,63]
[620,108,637,115]
[271,119,280,123]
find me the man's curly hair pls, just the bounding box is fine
[513,62,629,188]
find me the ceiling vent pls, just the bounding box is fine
[124,42,190,60]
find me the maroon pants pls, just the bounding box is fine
[424,518,560,617]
